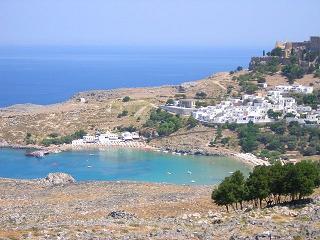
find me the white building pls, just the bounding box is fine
[83,135,96,143]
[275,85,313,94]
[131,132,140,140]
[98,132,119,143]
[71,139,84,145]
[192,85,314,124]
[121,132,133,141]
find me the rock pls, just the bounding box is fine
[8,213,26,225]
[40,173,75,186]
[191,213,201,219]
[181,214,188,220]
[108,211,135,220]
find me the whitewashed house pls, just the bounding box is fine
[72,139,84,145]
[131,132,140,140]
[83,135,96,143]
[121,132,133,141]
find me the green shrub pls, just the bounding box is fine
[122,96,131,102]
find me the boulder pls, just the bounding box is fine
[108,210,135,220]
[40,173,75,186]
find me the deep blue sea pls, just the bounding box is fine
[0,46,260,107]
[0,148,250,184]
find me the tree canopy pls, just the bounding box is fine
[212,161,320,211]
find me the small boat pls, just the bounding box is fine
[87,165,92,168]
[89,153,95,156]
[187,170,192,175]
[191,180,196,183]
[229,171,234,174]
[167,172,172,175]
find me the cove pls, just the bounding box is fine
[0,148,250,185]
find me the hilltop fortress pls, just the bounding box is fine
[249,36,320,71]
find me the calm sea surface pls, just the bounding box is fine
[0,46,260,107]
[0,148,250,185]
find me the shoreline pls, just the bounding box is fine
[0,141,268,167]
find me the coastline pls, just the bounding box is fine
[0,140,268,167]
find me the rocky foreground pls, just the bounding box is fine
[0,174,319,240]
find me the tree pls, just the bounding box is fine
[122,96,131,102]
[227,85,233,95]
[118,110,129,118]
[314,69,320,78]
[212,161,320,211]
[186,115,198,129]
[246,166,270,207]
[195,91,207,99]
[238,122,259,152]
[25,132,35,145]
[283,162,317,200]
[166,99,175,105]
[282,64,305,84]
[241,82,258,94]
[195,101,208,108]
[267,109,282,120]
[212,177,236,212]
[237,66,243,71]
[269,121,286,134]
[269,161,286,204]
[229,171,247,209]
[221,137,230,145]
[270,47,282,57]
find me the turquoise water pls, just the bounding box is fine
[0,46,260,107]
[0,148,250,185]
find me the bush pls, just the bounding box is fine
[118,110,129,118]
[238,122,260,152]
[221,137,230,145]
[41,130,87,146]
[282,64,305,84]
[267,109,282,120]
[25,132,36,145]
[166,99,175,105]
[195,91,207,99]
[270,47,282,57]
[186,115,198,129]
[122,96,131,102]
[144,108,184,136]
[236,66,243,71]
[195,101,208,108]
[241,82,258,94]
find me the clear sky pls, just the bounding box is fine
[0,0,319,48]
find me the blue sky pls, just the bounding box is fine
[0,0,319,48]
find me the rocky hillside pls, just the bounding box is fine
[0,175,319,239]
[0,71,318,150]
[0,72,233,145]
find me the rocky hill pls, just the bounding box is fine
[0,72,233,145]
[0,71,319,161]
[0,175,319,239]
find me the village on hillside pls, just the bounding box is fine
[162,36,320,126]
[162,84,319,125]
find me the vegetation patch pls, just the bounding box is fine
[212,161,320,212]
